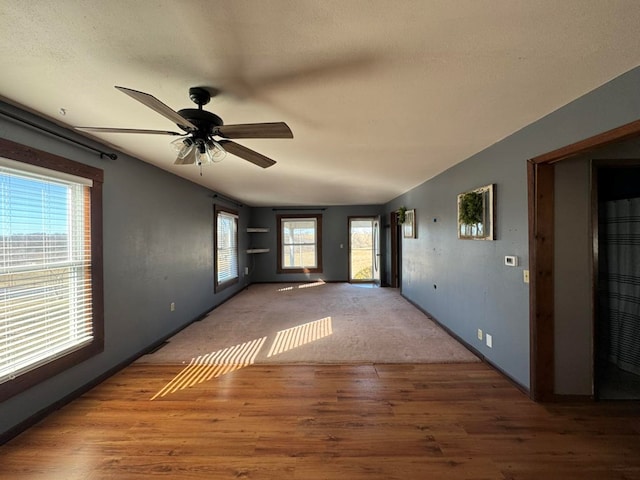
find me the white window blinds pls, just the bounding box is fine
[216,210,238,285]
[0,165,93,385]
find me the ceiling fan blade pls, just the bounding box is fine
[216,122,293,139]
[75,127,183,135]
[115,86,197,131]
[173,152,196,165]
[218,140,276,168]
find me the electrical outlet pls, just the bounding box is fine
[523,270,530,284]
[170,302,175,312]
[477,329,483,340]
[486,333,493,348]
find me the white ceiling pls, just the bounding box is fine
[2,1,640,206]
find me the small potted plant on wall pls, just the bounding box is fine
[396,206,407,224]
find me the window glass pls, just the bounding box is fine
[277,214,322,274]
[215,207,238,291]
[0,155,101,396]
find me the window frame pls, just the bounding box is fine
[214,205,239,292]
[0,138,104,402]
[277,214,323,274]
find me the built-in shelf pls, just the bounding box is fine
[247,227,269,253]
[247,248,270,254]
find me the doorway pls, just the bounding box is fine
[528,119,640,402]
[595,165,640,399]
[389,211,401,288]
[348,217,380,284]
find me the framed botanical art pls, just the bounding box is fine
[457,184,495,240]
[403,209,416,238]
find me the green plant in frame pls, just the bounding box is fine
[396,206,407,224]
[458,192,484,226]
[457,184,494,240]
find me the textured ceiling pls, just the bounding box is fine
[2,1,640,206]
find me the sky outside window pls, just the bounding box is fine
[0,173,68,236]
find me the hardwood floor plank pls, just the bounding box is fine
[1,363,639,479]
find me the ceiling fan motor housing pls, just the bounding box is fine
[176,108,224,136]
[176,87,223,137]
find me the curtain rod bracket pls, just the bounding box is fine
[212,193,243,208]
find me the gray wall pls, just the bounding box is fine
[384,65,640,391]
[385,147,530,387]
[0,102,249,435]
[554,158,593,395]
[248,205,384,283]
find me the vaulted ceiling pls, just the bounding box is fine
[2,1,640,206]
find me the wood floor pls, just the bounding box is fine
[1,362,639,479]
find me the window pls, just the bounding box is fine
[0,138,104,401]
[214,206,238,292]
[277,214,322,274]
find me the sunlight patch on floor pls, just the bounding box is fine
[267,316,333,357]
[152,316,333,399]
[151,337,266,400]
[276,280,326,292]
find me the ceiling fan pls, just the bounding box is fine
[76,86,293,169]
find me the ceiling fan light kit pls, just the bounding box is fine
[203,139,226,163]
[75,86,293,170]
[171,136,194,158]
[171,135,226,167]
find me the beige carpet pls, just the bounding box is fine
[137,282,479,366]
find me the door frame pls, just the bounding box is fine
[528,119,640,401]
[347,216,380,284]
[373,215,381,286]
[390,211,400,288]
